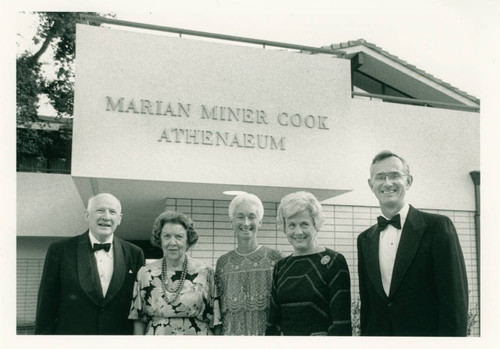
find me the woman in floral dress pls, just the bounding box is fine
[129,210,220,335]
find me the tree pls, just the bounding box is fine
[16,12,108,159]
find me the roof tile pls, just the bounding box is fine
[324,39,479,104]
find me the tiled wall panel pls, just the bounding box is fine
[17,199,479,336]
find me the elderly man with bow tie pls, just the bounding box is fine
[35,193,144,335]
[357,151,469,336]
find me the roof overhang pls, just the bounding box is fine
[72,176,350,240]
[336,45,479,109]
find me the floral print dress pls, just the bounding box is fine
[129,257,220,335]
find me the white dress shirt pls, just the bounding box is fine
[89,233,114,297]
[379,203,409,296]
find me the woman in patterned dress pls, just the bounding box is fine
[215,193,281,335]
[266,191,352,336]
[129,210,220,335]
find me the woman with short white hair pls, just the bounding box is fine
[215,193,281,335]
[266,191,352,336]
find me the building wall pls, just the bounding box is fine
[17,198,480,336]
[72,25,479,212]
[323,98,479,211]
[17,172,87,237]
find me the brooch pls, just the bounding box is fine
[321,255,331,265]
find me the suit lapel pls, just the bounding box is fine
[102,236,126,306]
[77,231,103,306]
[362,225,388,301]
[389,206,426,297]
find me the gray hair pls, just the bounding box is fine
[228,193,264,221]
[370,150,410,175]
[277,191,325,231]
[87,193,122,212]
[150,210,198,250]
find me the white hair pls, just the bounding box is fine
[228,193,264,220]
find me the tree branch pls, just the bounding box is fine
[30,31,55,63]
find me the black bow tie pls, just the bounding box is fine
[92,243,111,252]
[377,214,401,229]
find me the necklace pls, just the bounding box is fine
[235,245,262,256]
[161,255,188,303]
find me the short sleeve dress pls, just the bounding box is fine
[215,246,281,335]
[129,256,220,335]
[266,248,352,336]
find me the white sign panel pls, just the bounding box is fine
[73,25,352,190]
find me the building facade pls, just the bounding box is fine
[17,20,480,335]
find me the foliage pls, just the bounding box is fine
[351,296,361,336]
[350,297,479,336]
[467,303,479,336]
[16,53,42,126]
[16,12,107,158]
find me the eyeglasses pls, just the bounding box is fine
[372,172,408,182]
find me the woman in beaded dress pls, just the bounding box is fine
[129,210,220,335]
[215,193,281,335]
[265,191,352,336]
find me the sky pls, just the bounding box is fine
[118,1,484,98]
[13,0,487,101]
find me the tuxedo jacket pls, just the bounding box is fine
[357,205,468,336]
[35,231,145,335]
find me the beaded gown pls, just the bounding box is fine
[215,245,281,335]
[129,257,220,335]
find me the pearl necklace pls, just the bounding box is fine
[235,245,262,256]
[161,255,188,303]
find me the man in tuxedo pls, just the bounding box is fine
[357,151,469,336]
[35,193,145,335]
